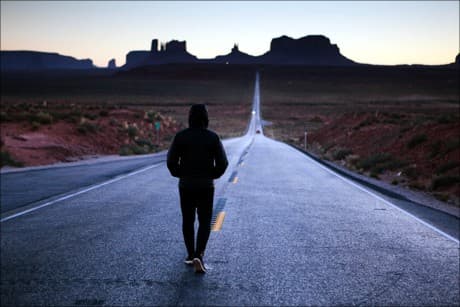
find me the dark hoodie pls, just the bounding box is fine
[167,104,228,188]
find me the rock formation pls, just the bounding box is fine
[123,35,356,68]
[124,38,197,68]
[107,58,116,69]
[211,44,257,64]
[259,35,355,65]
[0,51,94,71]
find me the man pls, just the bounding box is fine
[167,104,228,273]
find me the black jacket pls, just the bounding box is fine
[167,127,228,188]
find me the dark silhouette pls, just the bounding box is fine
[167,104,228,273]
[122,35,357,68]
[0,51,94,71]
[107,58,116,69]
[124,39,198,68]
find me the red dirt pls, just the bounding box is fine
[306,112,460,204]
[1,107,181,166]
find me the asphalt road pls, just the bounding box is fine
[1,73,459,306]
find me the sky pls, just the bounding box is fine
[1,1,459,67]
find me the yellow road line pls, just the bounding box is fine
[232,176,238,184]
[212,212,226,231]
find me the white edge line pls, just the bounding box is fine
[1,163,162,222]
[288,145,460,244]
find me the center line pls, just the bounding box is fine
[212,212,226,231]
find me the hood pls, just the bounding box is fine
[188,104,209,128]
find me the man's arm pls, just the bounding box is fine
[167,135,182,177]
[213,136,228,179]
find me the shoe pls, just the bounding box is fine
[193,257,206,274]
[184,256,194,265]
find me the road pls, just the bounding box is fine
[1,73,459,306]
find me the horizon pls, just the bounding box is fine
[1,1,459,67]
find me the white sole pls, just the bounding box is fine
[193,258,206,273]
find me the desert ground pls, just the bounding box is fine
[1,65,458,204]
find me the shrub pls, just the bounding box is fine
[445,138,460,153]
[332,148,353,160]
[119,144,151,156]
[0,111,10,122]
[431,175,459,190]
[77,118,98,134]
[0,151,24,167]
[99,109,109,117]
[407,134,427,149]
[437,114,458,124]
[436,161,460,174]
[83,112,98,120]
[429,140,442,158]
[31,121,41,131]
[127,124,138,140]
[29,111,53,125]
[145,110,161,123]
[358,153,406,175]
[403,166,418,180]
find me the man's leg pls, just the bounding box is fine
[195,187,214,258]
[179,187,196,259]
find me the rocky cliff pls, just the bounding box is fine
[124,39,197,68]
[259,35,355,65]
[0,51,94,71]
[124,35,356,68]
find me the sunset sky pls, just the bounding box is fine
[1,1,459,67]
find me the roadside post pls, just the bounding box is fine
[304,128,308,151]
[154,121,161,144]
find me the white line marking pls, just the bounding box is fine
[1,163,162,222]
[288,145,459,244]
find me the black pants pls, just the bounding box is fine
[179,186,214,258]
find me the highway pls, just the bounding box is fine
[1,73,459,306]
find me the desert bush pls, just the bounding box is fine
[0,111,10,122]
[436,114,458,124]
[444,138,459,153]
[431,175,459,190]
[354,116,379,130]
[399,125,412,134]
[99,109,109,117]
[407,134,427,149]
[357,153,406,175]
[127,125,138,140]
[0,150,24,167]
[119,144,150,156]
[332,148,353,160]
[83,113,98,120]
[322,142,336,153]
[403,166,418,180]
[29,111,53,125]
[77,118,99,134]
[135,138,158,152]
[309,116,323,123]
[145,110,161,123]
[436,161,460,174]
[429,140,442,158]
[433,193,450,202]
[31,121,41,131]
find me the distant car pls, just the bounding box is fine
[256,129,261,134]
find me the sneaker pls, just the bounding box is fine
[193,257,206,273]
[184,256,194,265]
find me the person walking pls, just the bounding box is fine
[167,104,228,273]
